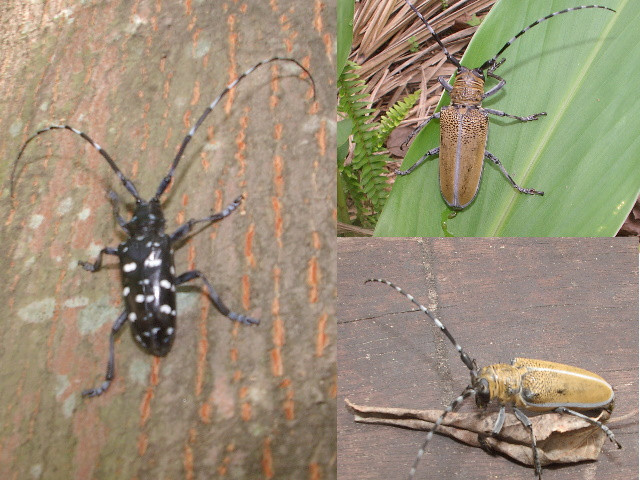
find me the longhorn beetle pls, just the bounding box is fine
[365,278,621,480]
[10,56,315,398]
[396,1,614,209]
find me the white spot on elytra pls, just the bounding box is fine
[160,304,171,314]
[128,312,137,322]
[135,294,145,303]
[167,327,174,335]
[160,279,171,289]
[144,251,162,268]
[151,327,160,334]
[170,265,175,275]
[123,262,137,272]
[123,286,130,296]
[146,295,154,303]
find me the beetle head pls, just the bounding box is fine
[126,199,166,236]
[474,377,491,408]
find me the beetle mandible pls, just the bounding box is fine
[365,278,621,479]
[396,1,614,209]
[10,56,315,398]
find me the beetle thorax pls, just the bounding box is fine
[450,68,484,106]
[126,199,166,236]
[474,363,523,406]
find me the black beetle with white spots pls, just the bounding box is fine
[11,57,315,398]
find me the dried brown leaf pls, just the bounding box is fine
[345,398,610,467]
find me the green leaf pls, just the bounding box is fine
[337,0,355,78]
[375,0,639,236]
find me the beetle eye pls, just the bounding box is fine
[475,378,491,406]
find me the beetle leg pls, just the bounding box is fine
[175,270,260,325]
[402,112,441,150]
[169,194,244,243]
[554,407,622,448]
[513,407,542,480]
[78,246,119,272]
[491,405,507,434]
[487,57,507,73]
[106,190,129,233]
[437,76,453,93]
[478,405,506,454]
[483,71,506,99]
[483,151,544,196]
[484,106,546,122]
[82,310,127,398]
[395,147,440,176]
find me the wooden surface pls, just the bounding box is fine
[0,2,335,479]
[338,237,638,480]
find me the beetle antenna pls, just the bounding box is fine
[153,56,315,200]
[11,125,142,202]
[408,387,476,480]
[478,5,615,71]
[365,279,477,373]
[403,0,462,69]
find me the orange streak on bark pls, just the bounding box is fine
[272,197,283,248]
[273,123,283,140]
[270,348,283,377]
[196,302,209,397]
[273,153,284,196]
[244,223,256,268]
[284,388,295,420]
[139,357,161,426]
[241,401,252,421]
[242,274,251,311]
[309,462,321,480]
[190,79,200,106]
[137,433,148,456]
[199,401,212,423]
[262,437,274,478]
[225,14,238,114]
[313,0,324,33]
[315,312,328,357]
[307,256,319,303]
[183,443,194,480]
[188,243,196,271]
[316,119,327,156]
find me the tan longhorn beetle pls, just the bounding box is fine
[396,1,614,209]
[366,278,621,480]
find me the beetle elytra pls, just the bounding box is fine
[365,278,621,480]
[396,1,614,209]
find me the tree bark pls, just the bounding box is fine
[0,1,336,479]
